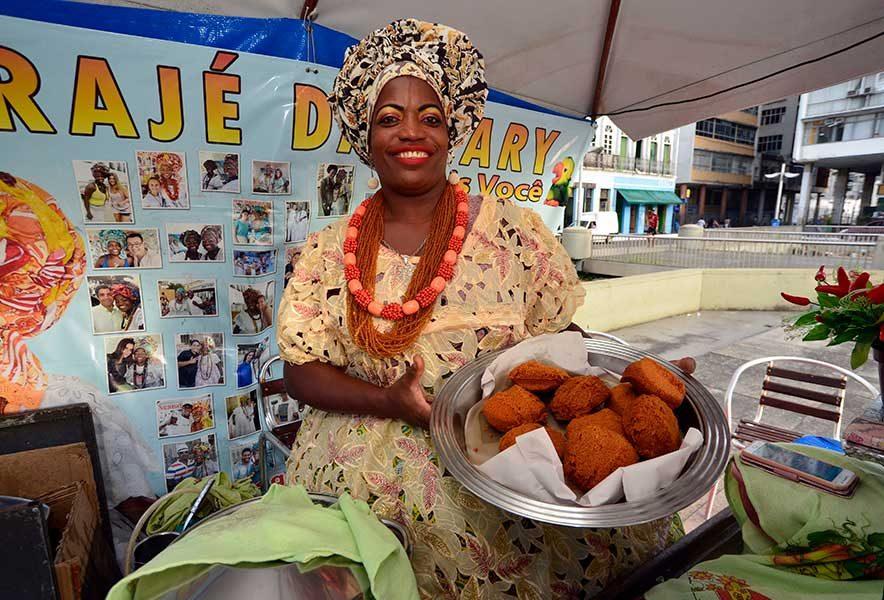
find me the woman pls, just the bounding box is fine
[271,167,289,194]
[107,173,131,223]
[94,238,129,269]
[142,176,166,208]
[112,284,144,332]
[155,152,187,209]
[194,338,223,387]
[278,20,687,598]
[106,337,135,393]
[237,349,257,388]
[179,230,202,261]
[202,159,223,191]
[126,346,164,390]
[228,396,257,438]
[200,226,223,261]
[82,162,109,222]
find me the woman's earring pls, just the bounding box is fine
[448,169,460,186]
[367,169,379,190]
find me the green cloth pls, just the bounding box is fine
[107,484,418,600]
[617,189,683,205]
[647,445,884,599]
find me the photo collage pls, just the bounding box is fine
[74,153,349,490]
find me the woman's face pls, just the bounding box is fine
[370,76,448,196]
[122,343,134,358]
[148,179,160,195]
[91,165,106,180]
[134,348,147,364]
[244,351,255,363]
[107,241,121,255]
[202,232,218,251]
[115,295,133,313]
[274,169,282,178]
[184,234,200,250]
[158,163,173,179]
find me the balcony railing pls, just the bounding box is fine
[584,153,673,176]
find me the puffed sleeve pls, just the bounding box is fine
[518,208,586,335]
[276,231,348,367]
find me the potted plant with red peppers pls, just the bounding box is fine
[782,266,884,393]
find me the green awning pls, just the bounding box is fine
[617,189,683,205]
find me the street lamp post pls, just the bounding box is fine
[764,163,801,225]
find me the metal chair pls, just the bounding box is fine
[703,356,876,518]
[258,355,303,457]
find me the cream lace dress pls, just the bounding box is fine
[277,196,680,599]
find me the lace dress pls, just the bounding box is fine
[277,196,681,599]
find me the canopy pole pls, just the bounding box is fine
[299,0,318,20]
[589,0,621,119]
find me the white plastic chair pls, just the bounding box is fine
[703,356,876,519]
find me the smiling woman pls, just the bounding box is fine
[276,19,679,598]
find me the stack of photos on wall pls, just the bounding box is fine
[76,153,357,491]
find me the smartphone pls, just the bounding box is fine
[740,441,858,494]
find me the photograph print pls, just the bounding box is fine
[73,160,134,224]
[162,433,219,492]
[233,249,276,277]
[226,389,260,440]
[158,279,218,318]
[229,281,274,335]
[87,228,162,269]
[104,333,165,394]
[232,198,273,245]
[229,439,261,484]
[251,160,291,195]
[199,151,240,193]
[285,201,309,243]
[175,332,225,390]
[235,335,270,389]
[166,223,224,262]
[136,151,189,209]
[316,163,354,217]
[87,274,145,334]
[156,393,214,438]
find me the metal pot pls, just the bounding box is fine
[430,338,730,527]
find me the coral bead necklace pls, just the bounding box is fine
[344,184,468,321]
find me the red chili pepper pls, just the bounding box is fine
[781,293,811,306]
[815,266,826,282]
[868,284,884,304]
[837,267,850,290]
[816,284,847,297]
[879,325,884,342]
[850,272,870,292]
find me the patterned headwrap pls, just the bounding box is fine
[154,152,183,173]
[200,225,221,241]
[0,172,86,413]
[111,282,140,303]
[329,19,487,167]
[98,228,126,249]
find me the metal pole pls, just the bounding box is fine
[772,162,786,222]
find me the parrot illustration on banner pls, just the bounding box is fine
[545,156,574,207]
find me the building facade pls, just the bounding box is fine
[675,109,759,226]
[752,96,803,222]
[575,116,681,234]
[792,71,884,225]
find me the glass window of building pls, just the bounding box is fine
[603,125,613,153]
[582,184,595,213]
[649,141,658,162]
[619,135,629,157]
[599,188,610,211]
[757,135,783,153]
[760,106,786,125]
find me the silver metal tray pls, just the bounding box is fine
[430,339,730,527]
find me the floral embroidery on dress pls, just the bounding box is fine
[277,195,680,598]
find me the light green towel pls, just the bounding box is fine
[107,484,418,600]
[647,445,884,599]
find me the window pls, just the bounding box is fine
[803,113,884,144]
[760,106,786,125]
[581,184,595,213]
[662,143,671,165]
[741,106,759,116]
[599,188,610,211]
[619,135,629,157]
[757,134,783,153]
[693,150,753,175]
[696,118,756,145]
[649,141,658,162]
[602,125,613,153]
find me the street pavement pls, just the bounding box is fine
[610,310,879,532]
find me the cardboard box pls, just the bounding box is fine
[0,444,100,600]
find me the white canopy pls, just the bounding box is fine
[94,0,884,137]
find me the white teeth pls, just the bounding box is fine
[397,151,429,158]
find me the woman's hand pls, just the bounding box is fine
[384,355,433,428]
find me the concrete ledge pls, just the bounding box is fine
[575,268,884,331]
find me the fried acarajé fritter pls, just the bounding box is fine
[620,358,686,409]
[564,425,638,492]
[566,408,624,438]
[607,382,637,416]
[622,394,682,459]
[498,423,566,458]
[550,375,611,420]
[482,385,547,432]
[508,360,570,393]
